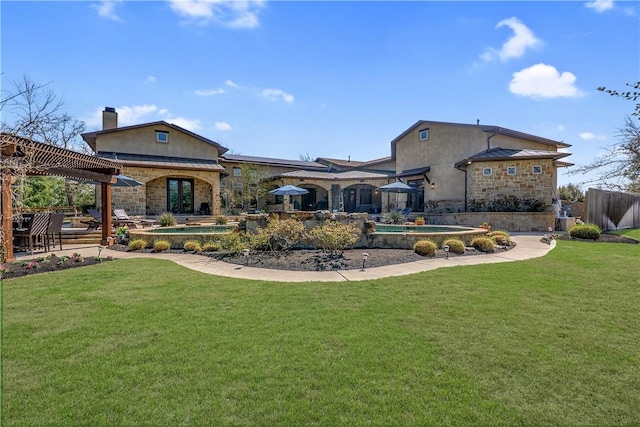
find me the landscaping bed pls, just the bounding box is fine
[1,253,114,280]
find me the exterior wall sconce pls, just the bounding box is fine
[430,182,435,190]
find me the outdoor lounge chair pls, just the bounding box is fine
[80,209,102,230]
[401,207,413,216]
[113,209,156,228]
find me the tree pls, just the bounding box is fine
[1,75,88,206]
[558,183,584,202]
[597,81,640,118]
[568,117,640,192]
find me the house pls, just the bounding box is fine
[82,108,228,216]
[83,109,571,217]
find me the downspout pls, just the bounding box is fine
[455,162,469,212]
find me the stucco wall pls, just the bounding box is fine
[97,124,219,160]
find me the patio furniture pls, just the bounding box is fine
[113,209,156,228]
[80,209,102,230]
[14,213,50,255]
[45,213,65,251]
[197,202,211,215]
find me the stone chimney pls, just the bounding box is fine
[102,107,118,130]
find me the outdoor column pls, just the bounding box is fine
[1,173,14,262]
[101,182,113,245]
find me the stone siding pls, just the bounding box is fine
[469,159,554,207]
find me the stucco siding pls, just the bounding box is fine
[97,124,219,160]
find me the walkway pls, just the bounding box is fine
[13,233,554,282]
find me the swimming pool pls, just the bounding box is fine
[150,225,235,234]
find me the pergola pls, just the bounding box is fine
[1,133,122,262]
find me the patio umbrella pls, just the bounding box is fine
[377,181,418,210]
[268,184,309,196]
[86,174,143,187]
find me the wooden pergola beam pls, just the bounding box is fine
[1,133,122,262]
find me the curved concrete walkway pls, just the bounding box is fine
[15,233,555,282]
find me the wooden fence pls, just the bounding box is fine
[585,188,640,230]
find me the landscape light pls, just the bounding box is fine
[443,245,450,259]
[361,253,369,271]
[242,248,250,265]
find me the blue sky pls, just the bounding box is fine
[2,0,639,188]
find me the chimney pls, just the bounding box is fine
[102,107,118,130]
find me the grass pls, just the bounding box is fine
[2,237,640,425]
[610,227,640,240]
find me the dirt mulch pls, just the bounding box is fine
[554,232,639,244]
[1,253,114,280]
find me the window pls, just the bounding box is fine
[220,181,227,188]
[532,165,542,174]
[507,166,516,175]
[232,181,243,189]
[156,131,169,143]
[233,167,241,176]
[483,167,492,176]
[419,128,429,140]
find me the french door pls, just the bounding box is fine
[167,178,194,213]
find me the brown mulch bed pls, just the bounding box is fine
[1,253,114,280]
[109,243,516,272]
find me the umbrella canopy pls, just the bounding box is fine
[86,174,143,187]
[377,181,418,193]
[269,184,309,196]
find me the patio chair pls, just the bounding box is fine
[401,207,413,216]
[80,209,102,230]
[113,209,156,228]
[197,202,211,215]
[14,213,50,255]
[45,213,65,251]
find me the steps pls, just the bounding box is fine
[60,229,103,245]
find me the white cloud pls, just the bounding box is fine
[579,132,606,140]
[145,76,157,84]
[214,121,232,131]
[94,0,122,21]
[168,117,202,131]
[225,79,241,89]
[82,104,201,131]
[586,0,614,13]
[168,0,265,29]
[261,88,294,104]
[509,63,584,99]
[194,88,225,96]
[481,17,541,61]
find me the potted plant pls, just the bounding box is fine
[414,216,425,225]
[479,222,491,232]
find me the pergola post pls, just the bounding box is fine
[1,173,15,262]
[100,182,113,245]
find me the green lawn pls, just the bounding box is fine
[2,238,639,426]
[611,227,640,240]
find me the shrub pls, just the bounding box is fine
[202,241,222,252]
[383,211,405,224]
[153,240,171,252]
[568,223,601,240]
[183,240,202,252]
[471,237,495,253]
[414,239,437,257]
[309,221,360,255]
[216,216,228,225]
[442,238,466,254]
[487,230,510,238]
[158,212,176,227]
[128,239,148,251]
[219,232,248,254]
[255,216,307,251]
[490,234,511,245]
